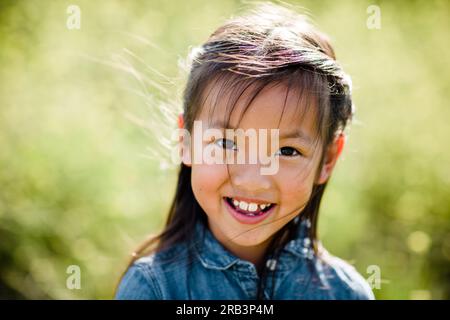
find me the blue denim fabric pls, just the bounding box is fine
[115,219,375,300]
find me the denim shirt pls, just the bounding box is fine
[116,219,375,300]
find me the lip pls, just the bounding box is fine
[223,197,276,225]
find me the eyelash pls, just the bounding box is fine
[213,139,303,157]
[275,146,302,157]
[214,138,238,151]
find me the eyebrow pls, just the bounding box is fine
[279,129,314,145]
[207,119,314,145]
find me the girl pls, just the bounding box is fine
[115,2,374,300]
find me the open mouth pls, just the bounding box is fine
[224,196,276,217]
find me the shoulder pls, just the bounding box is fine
[115,243,191,300]
[317,248,375,300]
[115,256,163,300]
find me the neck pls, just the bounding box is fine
[207,222,275,270]
[227,238,273,269]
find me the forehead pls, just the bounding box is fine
[197,77,319,136]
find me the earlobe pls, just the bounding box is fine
[317,134,346,184]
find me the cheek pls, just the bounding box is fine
[191,164,229,206]
[276,168,315,204]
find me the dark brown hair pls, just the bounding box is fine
[119,2,353,299]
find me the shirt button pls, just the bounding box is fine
[266,259,277,271]
[305,219,311,228]
[303,238,311,247]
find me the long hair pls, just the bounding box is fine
[119,2,353,299]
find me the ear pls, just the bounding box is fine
[178,112,184,129]
[178,113,192,167]
[316,133,346,184]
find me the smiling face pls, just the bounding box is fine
[181,80,343,263]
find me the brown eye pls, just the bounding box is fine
[276,147,301,157]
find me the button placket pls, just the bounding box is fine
[232,261,260,299]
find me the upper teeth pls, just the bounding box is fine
[231,198,272,212]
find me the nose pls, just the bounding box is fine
[229,163,272,192]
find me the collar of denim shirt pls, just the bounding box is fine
[193,217,314,271]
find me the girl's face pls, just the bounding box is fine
[182,82,343,261]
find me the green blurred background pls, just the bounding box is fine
[0,0,449,299]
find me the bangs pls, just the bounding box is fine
[195,68,329,154]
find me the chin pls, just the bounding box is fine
[224,227,272,247]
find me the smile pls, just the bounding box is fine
[223,196,276,224]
